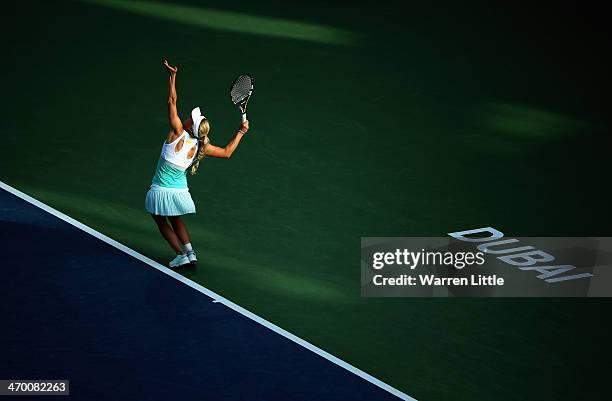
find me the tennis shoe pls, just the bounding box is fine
[169,254,190,268]
[186,250,197,264]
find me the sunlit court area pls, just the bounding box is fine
[1,1,610,400]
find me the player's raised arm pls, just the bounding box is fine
[164,59,183,136]
[205,121,249,159]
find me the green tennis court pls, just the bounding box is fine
[2,1,610,400]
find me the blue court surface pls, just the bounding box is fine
[0,183,413,400]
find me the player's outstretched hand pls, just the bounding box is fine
[163,59,178,75]
[240,120,249,134]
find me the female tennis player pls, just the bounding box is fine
[145,59,249,268]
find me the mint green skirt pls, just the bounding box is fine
[145,185,196,216]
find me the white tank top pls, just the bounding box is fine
[160,131,209,170]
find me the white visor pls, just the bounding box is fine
[191,107,207,137]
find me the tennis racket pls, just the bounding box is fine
[230,74,254,123]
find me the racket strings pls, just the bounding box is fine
[230,75,253,104]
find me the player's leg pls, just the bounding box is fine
[151,214,183,255]
[151,214,190,267]
[168,215,190,245]
[151,214,183,253]
[168,216,197,264]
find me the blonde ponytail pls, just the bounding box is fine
[190,119,210,175]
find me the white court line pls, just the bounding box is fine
[0,180,416,401]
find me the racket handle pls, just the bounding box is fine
[241,113,247,123]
